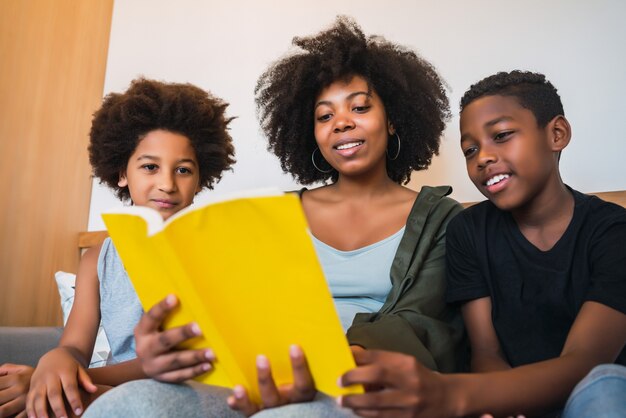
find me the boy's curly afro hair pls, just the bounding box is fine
[460,70,564,127]
[89,78,235,200]
[255,16,450,185]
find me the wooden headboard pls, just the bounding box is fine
[79,190,626,250]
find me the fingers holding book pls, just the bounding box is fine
[227,345,317,416]
[134,295,216,383]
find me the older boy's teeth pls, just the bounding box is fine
[336,141,363,150]
[486,174,510,186]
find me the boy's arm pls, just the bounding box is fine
[86,358,145,386]
[27,245,103,418]
[461,297,511,372]
[340,301,626,418]
[450,300,626,417]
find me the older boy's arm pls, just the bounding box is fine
[461,297,511,372]
[340,301,626,417]
[452,301,626,417]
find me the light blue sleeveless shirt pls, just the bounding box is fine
[97,237,143,364]
[312,227,405,331]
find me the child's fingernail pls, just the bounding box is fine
[191,322,201,335]
[256,354,269,369]
[205,348,215,360]
[336,395,343,406]
[75,407,83,415]
[202,362,212,371]
[165,294,176,306]
[337,376,343,387]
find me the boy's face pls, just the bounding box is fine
[459,95,560,211]
[118,129,201,220]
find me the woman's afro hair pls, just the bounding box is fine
[89,78,235,200]
[255,16,450,185]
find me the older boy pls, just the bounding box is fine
[338,71,626,418]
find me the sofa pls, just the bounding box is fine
[0,326,62,367]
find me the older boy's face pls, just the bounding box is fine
[459,95,557,211]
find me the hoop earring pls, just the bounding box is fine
[387,133,401,161]
[311,147,334,173]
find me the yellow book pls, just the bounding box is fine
[102,191,360,402]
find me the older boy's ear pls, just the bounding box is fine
[549,115,571,152]
[118,172,128,187]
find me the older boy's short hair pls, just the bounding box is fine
[460,70,564,127]
[255,16,450,185]
[89,78,235,201]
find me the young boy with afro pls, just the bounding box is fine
[4,78,235,418]
[338,71,626,418]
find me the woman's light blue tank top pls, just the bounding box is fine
[97,237,143,364]
[311,227,405,331]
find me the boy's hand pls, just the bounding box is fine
[0,363,34,417]
[26,348,97,418]
[135,295,215,382]
[227,345,317,416]
[339,348,457,418]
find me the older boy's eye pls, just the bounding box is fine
[463,146,477,158]
[494,131,513,141]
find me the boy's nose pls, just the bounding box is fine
[477,147,497,168]
[158,173,177,192]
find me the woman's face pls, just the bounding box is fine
[313,75,393,179]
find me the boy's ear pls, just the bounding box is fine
[547,115,571,152]
[118,171,128,187]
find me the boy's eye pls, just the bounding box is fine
[462,146,477,158]
[142,164,158,172]
[494,131,513,141]
[353,105,370,113]
[176,167,193,175]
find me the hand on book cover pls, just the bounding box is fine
[337,348,453,418]
[227,345,317,416]
[134,295,216,382]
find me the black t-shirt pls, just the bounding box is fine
[446,188,626,367]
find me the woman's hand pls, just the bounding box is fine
[227,345,317,416]
[26,348,97,418]
[0,363,34,418]
[134,295,215,382]
[339,348,458,418]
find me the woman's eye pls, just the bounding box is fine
[494,131,513,141]
[353,105,370,113]
[316,113,332,122]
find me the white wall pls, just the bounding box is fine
[88,0,626,230]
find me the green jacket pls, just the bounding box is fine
[345,185,465,373]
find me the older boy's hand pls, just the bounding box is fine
[135,295,215,382]
[0,363,34,418]
[227,345,317,416]
[339,348,457,418]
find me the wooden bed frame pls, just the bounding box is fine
[78,190,626,250]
